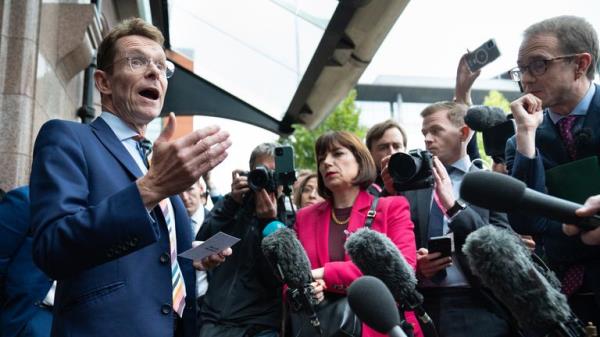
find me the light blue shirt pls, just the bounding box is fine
[99,112,148,175]
[548,83,595,132]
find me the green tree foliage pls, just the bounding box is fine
[280,90,367,170]
[476,90,511,165]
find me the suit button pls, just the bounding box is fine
[160,252,170,264]
[161,304,172,315]
[128,240,137,248]
[132,237,139,244]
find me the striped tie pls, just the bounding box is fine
[134,135,186,316]
[159,198,187,317]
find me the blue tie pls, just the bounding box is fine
[428,198,444,239]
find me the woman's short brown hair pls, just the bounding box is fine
[97,17,165,73]
[315,131,376,200]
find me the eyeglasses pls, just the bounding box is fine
[106,55,175,79]
[508,54,577,81]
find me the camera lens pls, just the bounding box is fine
[476,50,488,64]
[388,152,419,182]
[275,148,283,156]
[248,167,269,191]
[487,41,495,48]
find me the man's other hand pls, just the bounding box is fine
[380,155,397,195]
[416,248,452,280]
[192,241,233,271]
[137,113,232,208]
[230,170,250,204]
[563,195,600,245]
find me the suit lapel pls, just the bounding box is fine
[536,114,570,165]
[582,84,600,148]
[91,117,143,179]
[465,165,489,219]
[315,202,331,267]
[416,188,433,248]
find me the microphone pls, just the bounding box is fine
[463,225,585,337]
[464,105,507,132]
[261,227,321,334]
[345,228,433,327]
[262,220,286,237]
[460,171,600,230]
[348,276,408,337]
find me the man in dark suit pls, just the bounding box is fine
[29,18,232,337]
[505,15,600,326]
[382,101,513,337]
[0,186,53,337]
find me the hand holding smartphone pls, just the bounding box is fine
[466,38,501,72]
[427,236,452,259]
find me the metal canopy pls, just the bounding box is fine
[161,63,285,135]
[152,0,410,136]
[355,78,522,105]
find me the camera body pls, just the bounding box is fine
[242,146,297,194]
[387,149,434,192]
[466,38,501,72]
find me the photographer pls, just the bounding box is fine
[197,143,289,337]
[381,101,514,337]
[365,119,408,196]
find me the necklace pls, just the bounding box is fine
[331,209,350,225]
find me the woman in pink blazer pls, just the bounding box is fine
[295,131,423,337]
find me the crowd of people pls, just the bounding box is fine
[1,13,600,337]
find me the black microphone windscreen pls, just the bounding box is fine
[465,106,507,132]
[261,227,313,288]
[481,120,515,158]
[463,226,572,332]
[345,228,422,307]
[348,276,400,333]
[460,171,525,212]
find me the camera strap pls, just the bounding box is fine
[364,195,379,229]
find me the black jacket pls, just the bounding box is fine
[196,194,286,329]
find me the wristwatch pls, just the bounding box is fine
[446,199,467,218]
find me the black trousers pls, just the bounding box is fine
[420,287,514,337]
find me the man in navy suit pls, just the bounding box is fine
[0,186,53,337]
[29,18,232,337]
[505,15,600,326]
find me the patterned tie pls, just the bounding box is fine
[134,135,187,316]
[562,264,585,297]
[557,115,578,159]
[555,118,586,296]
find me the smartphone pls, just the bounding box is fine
[466,38,501,72]
[274,146,296,186]
[428,236,452,258]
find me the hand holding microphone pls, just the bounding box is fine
[563,195,600,245]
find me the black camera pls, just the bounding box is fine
[246,165,278,193]
[387,149,434,192]
[242,146,297,194]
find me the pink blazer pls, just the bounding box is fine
[295,189,423,337]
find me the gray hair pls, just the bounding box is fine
[249,142,277,169]
[524,15,599,80]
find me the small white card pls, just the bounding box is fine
[179,231,240,260]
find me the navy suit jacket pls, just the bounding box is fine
[0,186,53,337]
[30,118,197,337]
[403,165,510,285]
[505,84,600,296]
